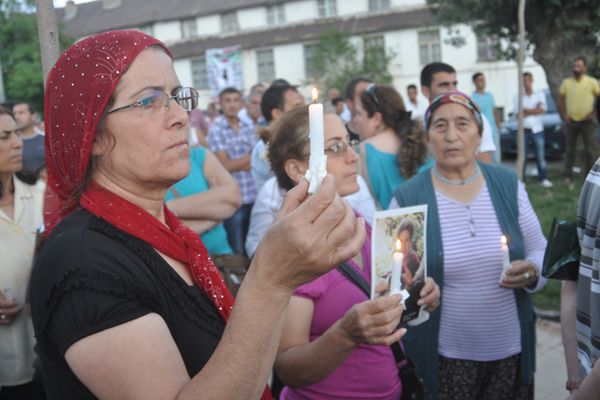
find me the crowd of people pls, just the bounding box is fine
[0,28,599,400]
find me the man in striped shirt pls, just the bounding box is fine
[562,157,600,397]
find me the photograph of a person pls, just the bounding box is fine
[372,205,428,324]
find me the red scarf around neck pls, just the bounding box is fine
[80,181,234,320]
[80,182,273,400]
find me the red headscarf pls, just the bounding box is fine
[43,32,260,392]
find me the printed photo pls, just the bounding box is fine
[371,205,428,324]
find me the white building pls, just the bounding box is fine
[58,0,548,115]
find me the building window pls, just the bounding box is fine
[256,49,275,84]
[136,24,154,36]
[181,18,197,39]
[221,11,238,33]
[304,43,319,80]
[418,29,441,65]
[266,4,285,26]
[363,36,386,72]
[368,0,390,11]
[477,35,500,62]
[317,0,337,18]
[191,56,208,90]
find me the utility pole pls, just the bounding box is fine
[0,60,5,102]
[35,0,60,85]
[515,0,526,181]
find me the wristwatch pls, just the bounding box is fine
[566,378,582,392]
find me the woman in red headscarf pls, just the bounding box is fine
[29,30,365,400]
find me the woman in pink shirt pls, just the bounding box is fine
[269,105,441,399]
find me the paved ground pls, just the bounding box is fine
[536,319,568,400]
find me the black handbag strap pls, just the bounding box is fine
[336,262,408,365]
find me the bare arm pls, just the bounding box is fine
[558,95,570,122]
[561,280,582,387]
[63,175,367,400]
[569,360,600,400]
[167,151,241,220]
[493,108,502,129]
[275,295,404,388]
[214,150,251,173]
[179,219,218,235]
[523,103,545,116]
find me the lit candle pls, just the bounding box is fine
[390,239,403,295]
[306,87,327,193]
[500,235,511,279]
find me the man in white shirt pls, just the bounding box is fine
[514,72,553,187]
[404,84,428,121]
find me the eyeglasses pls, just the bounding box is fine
[365,83,380,108]
[108,87,199,114]
[324,140,353,158]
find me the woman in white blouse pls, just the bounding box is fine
[0,106,45,399]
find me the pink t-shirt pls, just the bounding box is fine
[280,222,402,400]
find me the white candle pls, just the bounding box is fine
[500,235,511,279]
[306,87,327,193]
[390,239,403,295]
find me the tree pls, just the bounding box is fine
[426,0,600,105]
[304,28,394,95]
[0,4,71,112]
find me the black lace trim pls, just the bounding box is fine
[88,217,225,337]
[35,267,160,361]
[36,216,225,361]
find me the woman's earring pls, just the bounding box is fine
[475,145,481,156]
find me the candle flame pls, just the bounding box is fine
[312,87,318,103]
[501,235,507,245]
[396,239,402,252]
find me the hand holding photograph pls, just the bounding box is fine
[371,205,429,325]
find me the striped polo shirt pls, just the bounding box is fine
[576,158,600,375]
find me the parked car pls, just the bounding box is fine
[500,89,565,159]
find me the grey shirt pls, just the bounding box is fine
[21,129,45,174]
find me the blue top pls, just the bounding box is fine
[165,147,232,255]
[471,91,497,137]
[364,143,433,209]
[250,140,273,192]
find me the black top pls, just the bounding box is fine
[30,210,225,399]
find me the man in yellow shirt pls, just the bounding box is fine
[558,56,600,182]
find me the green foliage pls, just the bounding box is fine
[0,9,72,113]
[526,166,583,311]
[304,28,394,94]
[426,0,600,64]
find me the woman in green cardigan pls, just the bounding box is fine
[391,91,547,400]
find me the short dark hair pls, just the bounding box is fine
[407,84,417,91]
[261,84,297,122]
[523,71,533,79]
[472,72,484,82]
[13,102,35,113]
[343,76,373,101]
[574,56,587,66]
[420,62,455,89]
[397,218,415,239]
[331,97,344,107]
[219,87,241,100]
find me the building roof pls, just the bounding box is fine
[170,8,433,59]
[57,0,287,38]
[57,1,434,60]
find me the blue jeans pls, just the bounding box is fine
[223,203,253,256]
[523,129,547,181]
